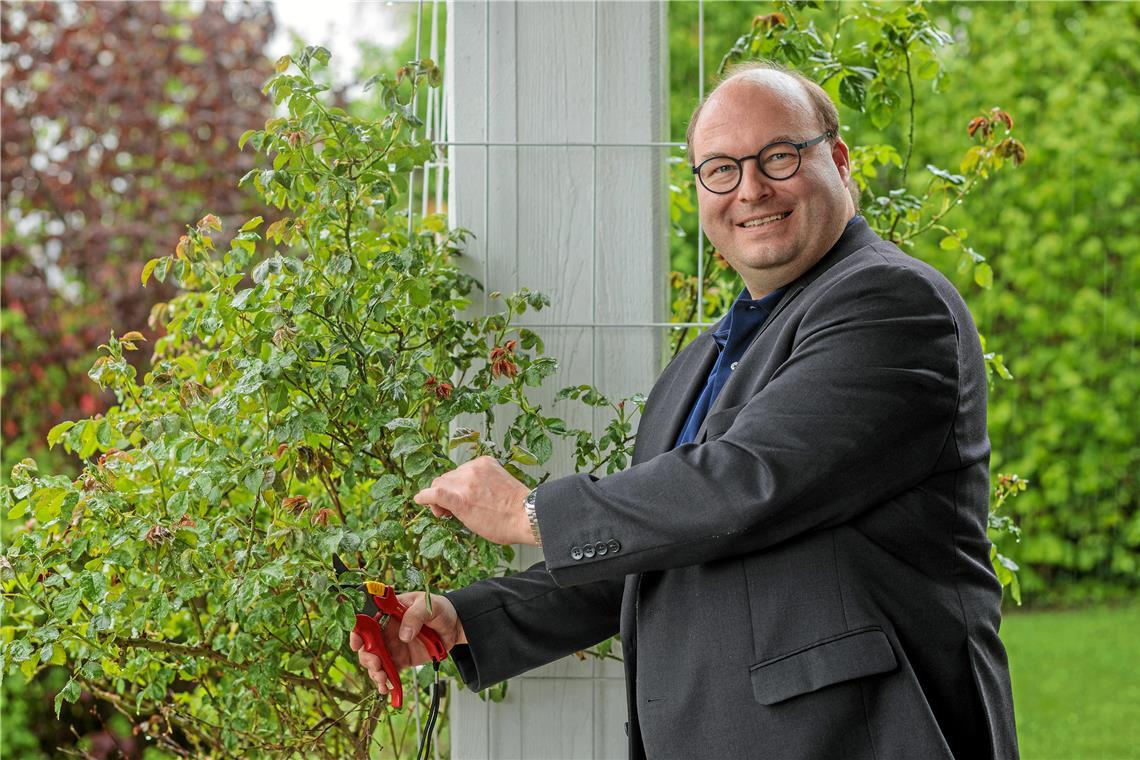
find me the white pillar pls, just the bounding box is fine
[446,1,668,757]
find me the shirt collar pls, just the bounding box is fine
[711,216,862,345]
[712,286,785,346]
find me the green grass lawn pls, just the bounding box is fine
[1001,601,1140,759]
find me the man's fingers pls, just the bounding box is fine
[397,592,431,643]
[412,486,440,506]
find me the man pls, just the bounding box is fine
[352,62,1018,759]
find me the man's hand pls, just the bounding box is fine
[414,456,536,546]
[349,591,466,696]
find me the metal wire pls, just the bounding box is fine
[696,0,706,327]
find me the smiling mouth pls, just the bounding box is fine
[738,211,792,228]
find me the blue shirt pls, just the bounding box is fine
[673,286,784,447]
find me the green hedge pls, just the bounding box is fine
[916,1,1140,603]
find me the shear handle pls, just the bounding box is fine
[353,613,405,708]
[366,583,448,662]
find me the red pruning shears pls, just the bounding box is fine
[332,554,447,709]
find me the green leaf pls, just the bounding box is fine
[369,474,402,500]
[974,262,994,289]
[392,433,428,459]
[529,433,553,465]
[34,487,68,523]
[154,256,171,283]
[838,75,867,111]
[141,257,162,286]
[47,421,76,449]
[419,525,450,559]
[335,599,357,633]
[403,449,434,477]
[509,446,539,466]
[377,520,404,542]
[449,428,480,449]
[241,215,264,231]
[51,585,84,621]
[6,640,34,664]
[408,279,431,307]
[939,236,960,251]
[926,164,965,186]
[54,678,81,718]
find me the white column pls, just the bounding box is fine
[446,1,668,757]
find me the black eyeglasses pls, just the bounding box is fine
[692,131,834,194]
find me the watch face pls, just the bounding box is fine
[525,488,537,507]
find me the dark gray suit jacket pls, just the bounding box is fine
[448,219,1018,759]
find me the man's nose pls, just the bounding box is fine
[736,157,774,202]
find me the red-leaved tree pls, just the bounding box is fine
[1,1,276,476]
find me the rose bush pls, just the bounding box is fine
[1,48,639,757]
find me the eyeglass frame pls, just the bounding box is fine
[691,130,835,194]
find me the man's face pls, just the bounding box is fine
[691,76,854,297]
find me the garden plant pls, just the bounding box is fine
[1,47,638,757]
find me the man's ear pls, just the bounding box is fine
[831,137,852,184]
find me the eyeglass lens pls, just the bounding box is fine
[698,142,802,192]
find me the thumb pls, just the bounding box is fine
[397,591,432,643]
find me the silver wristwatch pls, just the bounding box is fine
[524,488,542,547]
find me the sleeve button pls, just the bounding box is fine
[583,544,596,558]
[570,546,584,561]
[607,539,621,553]
[595,541,608,556]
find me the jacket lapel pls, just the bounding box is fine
[631,331,718,463]
[692,218,883,441]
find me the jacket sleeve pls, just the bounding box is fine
[444,563,623,691]
[536,260,969,587]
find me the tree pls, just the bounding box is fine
[1,1,276,478]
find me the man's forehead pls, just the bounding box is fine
[693,72,815,159]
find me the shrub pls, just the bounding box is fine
[0,48,637,757]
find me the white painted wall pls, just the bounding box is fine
[445,1,668,757]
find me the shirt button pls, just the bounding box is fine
[570,546,584,561]
[583,544,596,558]
[730,361,738,370]
[607,539,621,554]
[595,541,608,556]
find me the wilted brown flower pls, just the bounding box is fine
[177,515,197,528]
[490,342,519,379]
[145,524,173,545]
[283,495,310,515]
[434,381,453,400]
[753,12,786,29]
[997,138,1027,166]
[991,108,1014,130]
[967,117,991,139]
[311,508,333,527]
